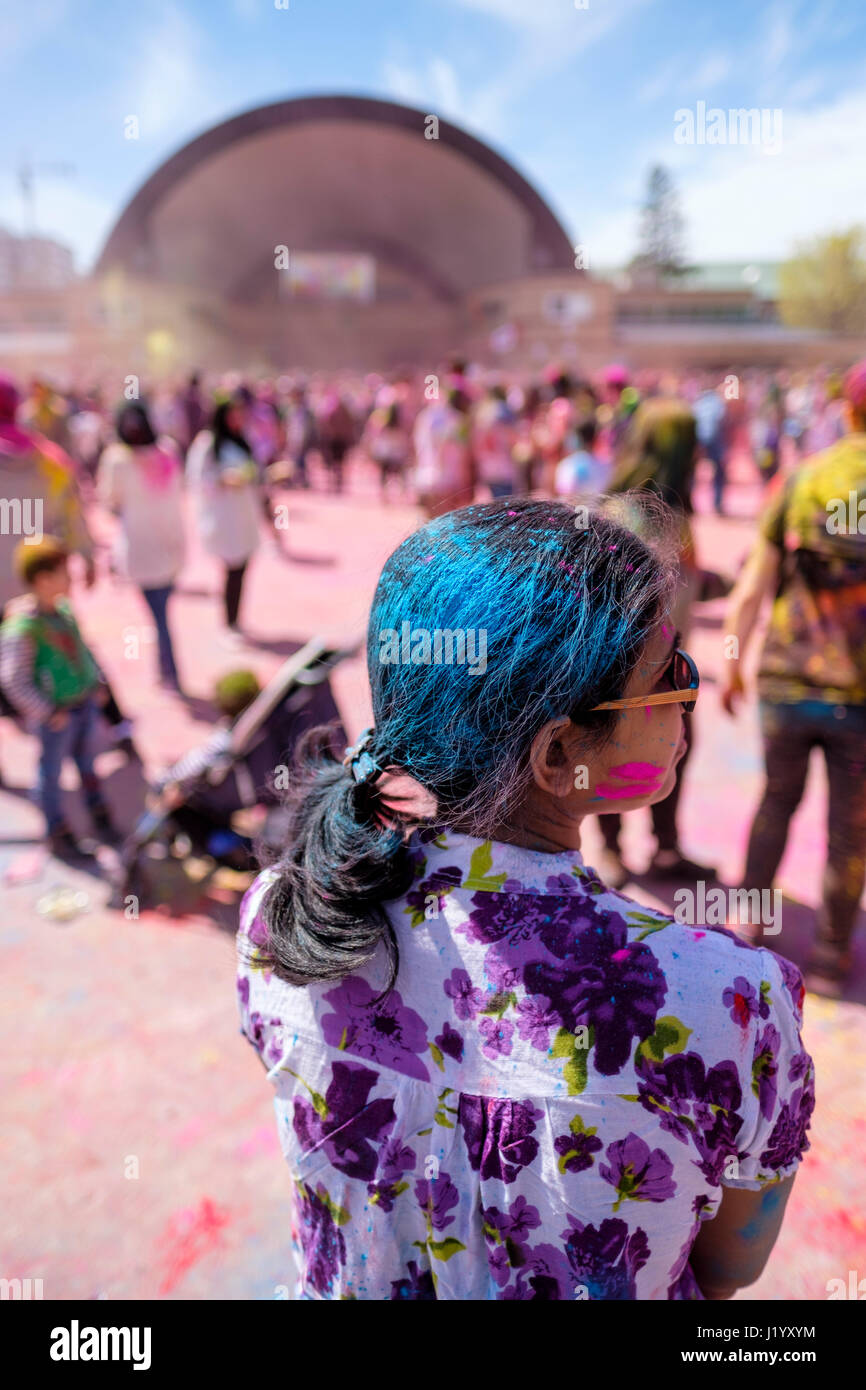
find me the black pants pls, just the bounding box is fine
[599,715,693,855]
[744,700,866,954]
[225,563,247,629]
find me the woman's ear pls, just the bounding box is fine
[528,717,579,797]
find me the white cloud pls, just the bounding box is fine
[577,80,866,265]
[125,6,219,143]
[383,56,463,118]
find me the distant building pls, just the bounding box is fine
[0,228,75,292]
[0,97,864,378]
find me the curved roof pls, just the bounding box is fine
[95,94,575,301]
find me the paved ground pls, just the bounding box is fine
[1,456,864,1300]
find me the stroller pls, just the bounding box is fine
[118,637,352,912]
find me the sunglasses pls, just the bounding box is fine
[590,647,700,715]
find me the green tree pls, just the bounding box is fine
[630,164,688,280]
[777,228,866,334]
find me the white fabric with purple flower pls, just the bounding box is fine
[236,829,813,1300]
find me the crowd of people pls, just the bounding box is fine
[0,355,863,996]
[2,350,865,1302]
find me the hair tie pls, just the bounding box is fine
[342,727,384,786]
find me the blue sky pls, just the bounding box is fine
[2,0,865,272]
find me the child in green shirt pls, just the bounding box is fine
[0,537,117,856]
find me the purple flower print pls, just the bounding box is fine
[479,1016,514,1060]
[459,1095,542,1183]
[500,1242,574,1300]
[722,976,761,1028]
[636,1051,745,1185]
[775,954,806,1021]
[378,1136,417,1182]
[366,1137,415,1213]
[405,864,462,920]
[321,976,429,1081]
[515,995,559,1051]
[237,975,250,1010]
[561,1216,650,1300]
[599,1133,677,1210]
[247,1012,283,1067]
[483,1194,542,1247]
[443,968,485,1022]
[295,1182,347,1297]
[488,1243,511,1287]
[760,1076,815,1171]
[389,1260,436,1301]
[553,1117,604,1175]
[463,891,576,948]
[545,871,583,895]
[244,907,269,948]
[524,903,666,1075]
[366,1181,403,1213]
[788,1048,810,1084]
[752,1023,781,1121]
[434,1021,464,1062]
[414,1169,460,1231]
[484,952,521,992]
[293,1061,396,1181]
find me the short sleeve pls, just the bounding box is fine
[236,869,279,1062]
[723,948,814,1191]
[758,478,790,549]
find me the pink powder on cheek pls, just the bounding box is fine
[594,760,667,799]
[595,780,662,799]
[609,762,665,778]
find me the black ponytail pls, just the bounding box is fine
[256,726,415,992]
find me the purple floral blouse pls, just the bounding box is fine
[236,829,814,1300]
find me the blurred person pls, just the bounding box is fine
[804,373,847,456]
[187,395,261,644]
[0,372,95,619]
[284,384,317,489]
[98,401,185,692]
[67,389,108,484]
[0,538,117,856]
[412,385,475,518]
[237,497,812,1301]
[20,378,72,453]
[472,384,518,499]
[177,372,206,458]
[318,391,356,494]
[693,379,728,515]
[599,397,714,887]
[722,359,866,996]
[554,417,610,498]
[363,398,410,501]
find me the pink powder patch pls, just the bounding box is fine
[156,1197,231,1295]
[609,762,665,778]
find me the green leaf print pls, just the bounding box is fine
[635,1015,693,1064]
[551,1027,592,1095]
[428,1238,466,1262]
[429,1041,445,1071]
[633,916,672,941]
[463,841,508,893]
[479,990,518,1019]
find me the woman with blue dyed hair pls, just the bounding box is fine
[236,497,812,1301]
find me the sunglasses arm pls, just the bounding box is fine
[591,689,699,712]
